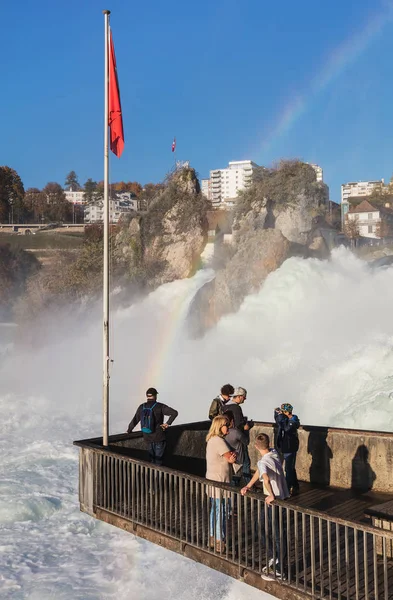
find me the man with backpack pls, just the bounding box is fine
[127,387,178,466]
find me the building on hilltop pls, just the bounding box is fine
[345,199,393,239]
[308,163,323,182]
[203,160,259,207]
[203,161,324,208]
[64,188,86,205]
[340,179,385,230]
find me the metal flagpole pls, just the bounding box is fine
[103,9,110,447]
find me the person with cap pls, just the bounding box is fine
[127,388,178,466]
[208,384,234,420]
[225,387,254,483]
[274,403,300,496]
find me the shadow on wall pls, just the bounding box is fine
[307,428,333,487]
[351,444,376,492]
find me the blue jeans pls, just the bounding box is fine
[148,441,166,465]
[242,446,251,483]
[283,452,299,490]
[261,504,287,568]
[209,498,226,541]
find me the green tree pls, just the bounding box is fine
[83,178,97,203]
[65,171,80,191]
[0,166,25,223]
[43,182,72,222]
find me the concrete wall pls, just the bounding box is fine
[112,420,393,494]
[249,423,393,494]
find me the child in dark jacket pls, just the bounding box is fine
[274,403,300,496]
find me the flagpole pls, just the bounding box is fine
[103,9,110,447]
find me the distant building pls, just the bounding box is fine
[341,179,384,229]
[208,160,259,207]
[64,188,85,205]
[309,164,323,182]
[84,193,138,224]
[346,199,393,239]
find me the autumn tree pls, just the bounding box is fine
[344,217,360,241]
[65,171,80,190]
[139,183,165,210]
[376,218,393,238]
[24,188,48,222]
[0,166,25,223]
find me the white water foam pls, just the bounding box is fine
[2,248,393,598]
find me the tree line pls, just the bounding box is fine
[0,167,151,224]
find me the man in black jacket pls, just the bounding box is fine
[127,387,178,465]
[225,387,254,483]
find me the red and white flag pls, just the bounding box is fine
[171,137,176,152]
[109,28,124,158]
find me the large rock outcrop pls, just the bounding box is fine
[115,166,209,287]
[189,161,333,334]
[188,229,291,335]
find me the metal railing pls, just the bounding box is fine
[89,448,393,600]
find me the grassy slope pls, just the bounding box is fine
[0,232,84,250]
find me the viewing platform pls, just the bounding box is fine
[74,421,393,599]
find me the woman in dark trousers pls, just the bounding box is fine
[274,403,300,496]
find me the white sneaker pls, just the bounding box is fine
[261,560,287,581]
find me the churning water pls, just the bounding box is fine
[1,247,393,598]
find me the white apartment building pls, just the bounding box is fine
[341,179,384,204]
[208,160,259,207]
[64,188,85,205]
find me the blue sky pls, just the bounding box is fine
[2,0,393,202]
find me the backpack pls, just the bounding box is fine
[141,402,157,434]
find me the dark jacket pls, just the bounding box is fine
[224,401,253,444]
[127,401,178,443]
[225,427,248,466]
[224,400,249,429]
[208,395,229,420]
[274,409,300,454]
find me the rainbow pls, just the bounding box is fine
[254,5,393,160]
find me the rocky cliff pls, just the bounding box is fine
[115,166,209,287]
[189,160,333,334]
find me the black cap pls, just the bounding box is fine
[146,387,158,397]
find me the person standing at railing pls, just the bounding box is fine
[223,410,248,487]
[206,415,237,553]
[127,387,178,466]
[274,403,300,496]
[224,387,254,483]
[241,433,289,581]
[208,384,234,420]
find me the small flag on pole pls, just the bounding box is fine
[171,137,176,153]
[109,28,124,158]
